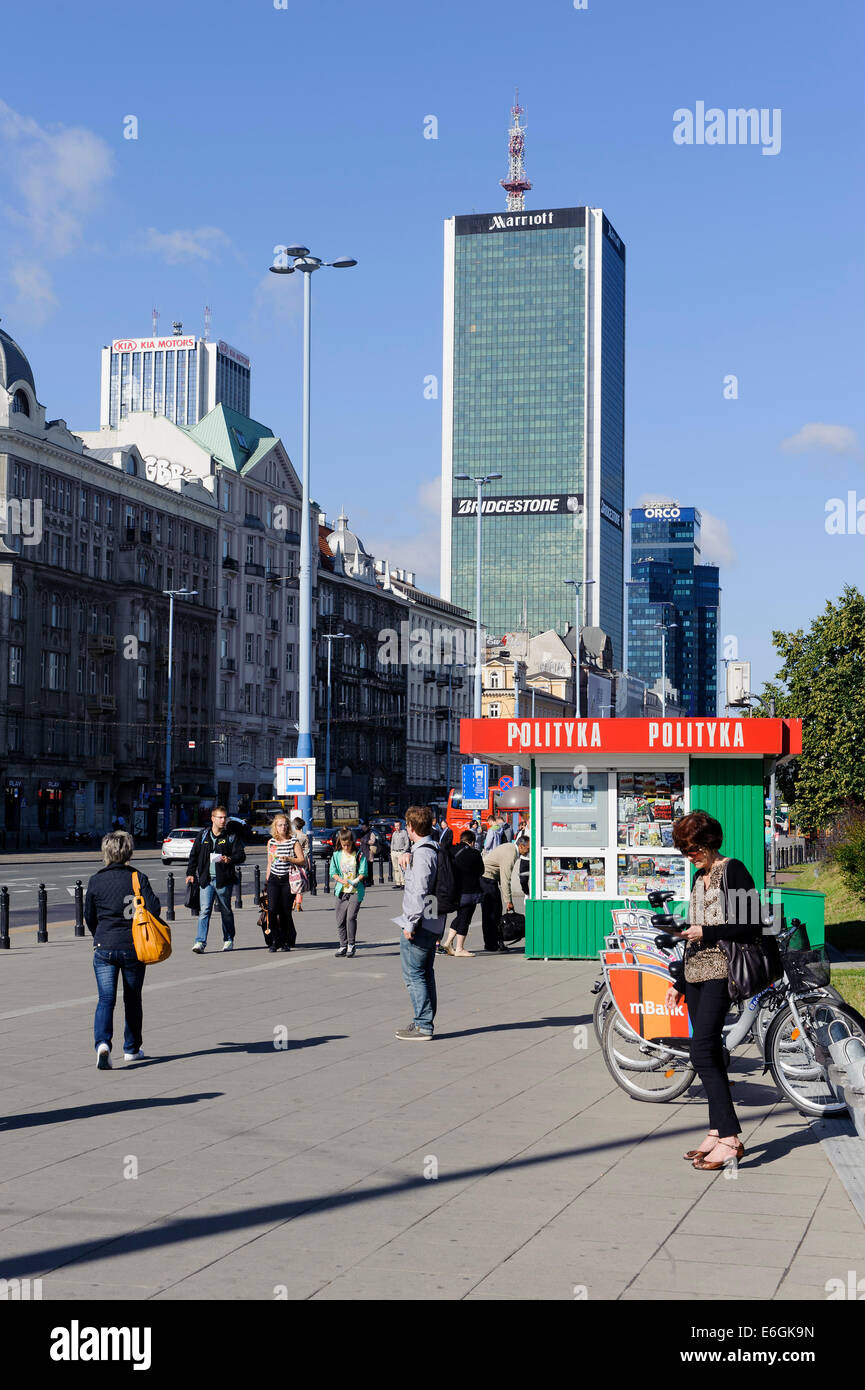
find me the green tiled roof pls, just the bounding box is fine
[183,404,281,474]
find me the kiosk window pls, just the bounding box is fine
[544,856,606,895]
[540,772,608,849]
[616,770,685,848]
[618,853,688,898]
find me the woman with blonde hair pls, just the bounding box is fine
[330,828,368,958]
[265,813,305,952]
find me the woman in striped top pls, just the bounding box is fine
[266,814,305,952]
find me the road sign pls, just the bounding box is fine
[276,757,315,796]
[462,763,489,809]
[498,775,514,790]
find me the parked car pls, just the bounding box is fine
[310,827,339,859]
[370,820,403,848]
[161,827,202,864]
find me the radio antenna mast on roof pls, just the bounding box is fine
[500,89,532,211]
[152,306,159,337]
[204,305,212,341]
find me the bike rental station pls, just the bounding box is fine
[458,714,816,958]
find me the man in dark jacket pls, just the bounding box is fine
[85,830,162,1067]
[440,830,484,956]
[185,805,245,953]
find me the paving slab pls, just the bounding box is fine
[1,886,864,1301]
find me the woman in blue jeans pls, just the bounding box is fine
[84,831,162,1069]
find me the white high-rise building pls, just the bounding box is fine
[100,330,250,429]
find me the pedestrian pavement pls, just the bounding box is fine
[1,882,864,1302]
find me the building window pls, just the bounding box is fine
[80,488,88,520]
[137,666,147,699]
[8,716,21,751]
[488,702,500,718]
[489,670,500,689]
[11,583,24,621]
[245,633,254,663]
[287,597,295,624]
[222,481,232,512]
[11,389,30,416]
[245,584,254,614]
[9,646,23,686]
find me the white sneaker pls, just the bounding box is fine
[222,940,234,951]
[124,1050,145,1062]
[96,1043,112,1070]
[192,942,205,953]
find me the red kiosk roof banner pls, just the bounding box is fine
[459,717,803,758]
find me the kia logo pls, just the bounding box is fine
[114,341,136,351]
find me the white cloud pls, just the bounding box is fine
[699,510,737,569]
[144,226,232,264]
[355,476,442,593]
[780,423,861,458]
[0,99,113,323]
[636,491,678,507]
[251,270,302,325]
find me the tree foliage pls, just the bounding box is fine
[759,585,865,832]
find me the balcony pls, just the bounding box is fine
[266,667,279,681]
[223,606,238,622]
[267,619,279,633]
[222,556,239,572]
[100,694,116,712]
[434,707,449,721]
[87,632,116,653]
[140,528,152,546]
[220,657,237,673]
[85,693,103,712]
[125,527,136,544]
[433,741,448,755]
[244,561,265,578]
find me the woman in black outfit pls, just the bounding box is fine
[439,830,485,957]
[668,811,762,1170]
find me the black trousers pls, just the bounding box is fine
[684,976,739,1135]
[267,875,296,948]
[479,878,504,951]
[451,901,477,941]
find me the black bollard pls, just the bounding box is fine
[37,883,48,943]
[309,856,317,895]
[235,868,243,909]
[74,879,85,936]
[0,886,9,949]
[323,857,330,895]
[387,853,393,883]
[254,863,261,905]
[378,853,385,884]
[166,872,175,922]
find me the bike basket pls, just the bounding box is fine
[785,946,830,991]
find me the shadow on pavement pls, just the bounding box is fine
[138,1036,347,1065]
[441,1015,591,1039]
[0,1093,223,1132]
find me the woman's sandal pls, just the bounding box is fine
[683,1130,718,1161]
[692,1138,744,1171]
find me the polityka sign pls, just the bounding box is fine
[459,717,802,758]
[452,493,581,517]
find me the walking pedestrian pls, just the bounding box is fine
[185,805,246,953]
[390,821,409,888]
[668,811,762,1170]
[393,805,445,1039]
[501,819,514,843]
[330,828,369,957]
[480,837,521,952]
[440,830,484,957]
[85,830,161,1068]
[290,816,311,911]
[265,814,305,952]
[483,816,505,851]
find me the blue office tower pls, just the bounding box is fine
[627,505,720,715]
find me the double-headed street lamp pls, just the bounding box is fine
[655,613,679,717]
[270,244,357,823]
[454,472,502,757]
[162,588,197,835]
[563,578,594,718]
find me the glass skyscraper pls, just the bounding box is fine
[627,506,720,715]
[440,206,626,664]
[100,335,250,429]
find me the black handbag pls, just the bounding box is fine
[501,911,525,943]
[184,879,200,915]
[718,939,770,1002]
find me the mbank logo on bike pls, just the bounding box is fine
[629,1000,684,1017]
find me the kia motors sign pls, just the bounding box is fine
[112,336,197,352]
[217,340,250,368]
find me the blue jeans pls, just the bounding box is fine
[399,926,438,1034]
[93,948,145,1053]
[195,881,236,945]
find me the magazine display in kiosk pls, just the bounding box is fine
[616,770,687,898]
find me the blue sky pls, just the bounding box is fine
[1,0,862,692]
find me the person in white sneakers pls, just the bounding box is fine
[84,831,161,1067]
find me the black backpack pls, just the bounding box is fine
[433,842,460,915]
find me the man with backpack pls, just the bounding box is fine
[392,805,457,1040]
[185,805,246,953]
[484,816,505,852]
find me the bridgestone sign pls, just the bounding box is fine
[452,493,581,517]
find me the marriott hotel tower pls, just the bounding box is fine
[440,203,626,663]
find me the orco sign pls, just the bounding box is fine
[642,506,681,519]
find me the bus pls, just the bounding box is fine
[310,798,359,828]
[251,797,360,840]
[445,787,502,836]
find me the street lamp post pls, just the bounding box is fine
[454,471,502,759]
[445,662,468,797]
[322,632,349,802]
[655,614,679,717]
[270,244,357,824]
[563,578,594,717]
[162,588,197,837]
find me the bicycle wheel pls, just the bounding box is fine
[766,999,865,1117]
[592,986,612,1048]
[600,1007,695,1102]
